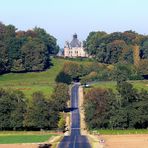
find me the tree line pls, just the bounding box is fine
[84,31,148,75]
[84,81,148,129]
[55,60,143,84]
[0,83,69,130]
[0,22,59,74]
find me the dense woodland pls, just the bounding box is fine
[84,81,148,129]
[0,22,59,74]
[0,83,69,130]
[84,31,148,75]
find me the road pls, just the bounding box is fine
[58,83,91,148]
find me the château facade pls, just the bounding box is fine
[64,34,88,58]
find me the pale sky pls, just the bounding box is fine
[0,0,148,47]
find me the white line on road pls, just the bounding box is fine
[73,136,76,148]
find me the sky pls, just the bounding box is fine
[0,0,148,47]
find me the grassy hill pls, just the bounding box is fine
[0,57,95,99]
[0,58,67,99]
[86,80,148,92]
[1,57,147,99]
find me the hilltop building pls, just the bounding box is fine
[64,34,88,58]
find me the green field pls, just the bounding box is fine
[90,129,148,135]
[0,57,97,98]
[0,131,57,144]
[88,80,148,92]
[0,58,67,98]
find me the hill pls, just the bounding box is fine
[0,58,66,98]
[0,57,95,98]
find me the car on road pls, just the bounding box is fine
[83,83,90,88]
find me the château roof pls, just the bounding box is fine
[70,33,81,48]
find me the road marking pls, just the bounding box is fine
[71,128,80,129]
[73,136,76,148]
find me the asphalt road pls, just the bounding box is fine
[58,83,91,148]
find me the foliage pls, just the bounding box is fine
[84,81,148,129]
[0,22,59,74]
[85,30,147,64]
[80,71,98,84]
[55,71,72,84]
[24,92,58,129]
[58,113,66,130]
[62,61,82,79]
[140,39,148,59]
[51,83,70,112]
[0,89,26,130]
[138,59,148,75]
[84,88,111,129]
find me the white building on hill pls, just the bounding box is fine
[64,34,88,58]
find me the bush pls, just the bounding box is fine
[55,71,72,84]
[84,88,111,129]
[58,113,66,131]
[0,89,26,130]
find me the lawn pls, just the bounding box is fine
[0,58,67,99]
[87,80,148,92]
[0,132,57,144]
[90,129,148,135]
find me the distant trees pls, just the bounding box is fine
[138,59,148,75]
[112,63,143,83]
[21,38,49,71]
[55,61,106,84]
[85,30,147,64]
[0,22,59,74]
[84,81,148,129]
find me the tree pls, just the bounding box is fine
[51,83,69,112]
[0,89,26,130]
[138,59,148,75]
[112,64,132,83]
[84,88,111,129]
[58,113,66,131]
[85,30,143,64]
[24,92,51,130]
[0,23,60,74]
[0,42,9,74]
[10,91,26,130]
[63,61,82,79]
[33,27,59,55]
[55,71,72,84]
[21,38,49,71]
[140,40,148,59]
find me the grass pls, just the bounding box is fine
[0,57,99,99]
[90,129,148,135]
[0,131,59,144]
[0,134,55,144]
[0,58,67,99]
[87,80,148,92]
